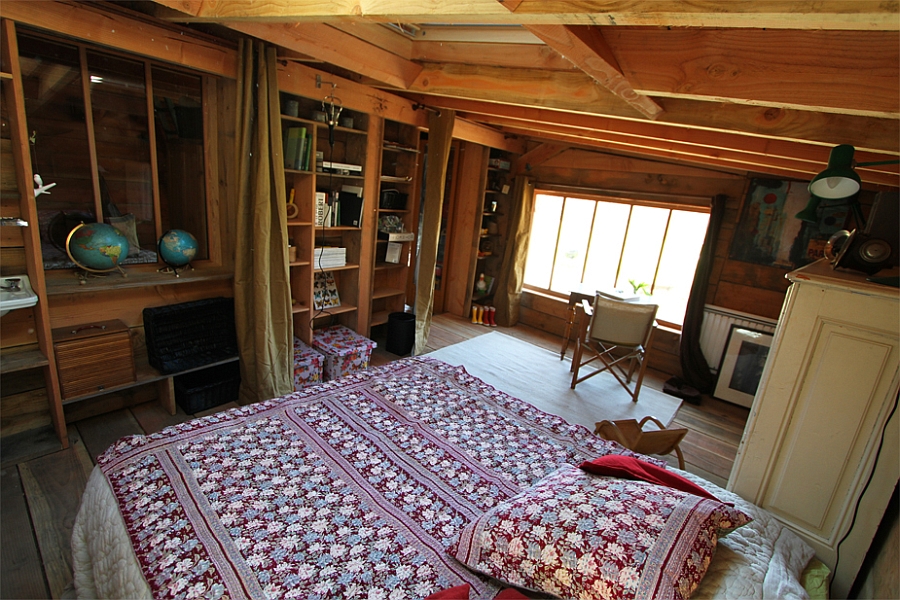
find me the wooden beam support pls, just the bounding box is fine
[1,1,237,77]
[146,0,900,30]
[519,24,663,119]
[411,41,576,71]
[402,65,900,152]
[404,95,900,167]
[516,143,569,175]
[451,119,527,153]
[605,28,900,118]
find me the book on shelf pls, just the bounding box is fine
[321,161,362,175]
[314,246,346,268]
[337,191,364,227]
[284,126,307,170]
[315,192,327,226]
[385,242,402,264]
[313,271,341,310]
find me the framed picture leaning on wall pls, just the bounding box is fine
[714,325,775,408]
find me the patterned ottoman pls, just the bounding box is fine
[312,325,377,381]
[293,337,324,391]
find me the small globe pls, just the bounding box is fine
[158,229,198,267]
[66,222,130,272]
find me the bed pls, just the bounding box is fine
[72,357,817,599]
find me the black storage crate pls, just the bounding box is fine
[174,363,241,414]
[143,297,238,374]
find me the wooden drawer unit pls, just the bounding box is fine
[52,320,136,400]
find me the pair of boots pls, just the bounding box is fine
[471,305,497,327]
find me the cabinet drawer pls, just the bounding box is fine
[52,320,136,399]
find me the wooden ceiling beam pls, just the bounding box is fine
[147,0,899,30]
[515,143,569,175]
[521,24,664,119]
[494,121,900,187]
[225,21,422,89]
[412,95,900,167]
[329,21,414,60]
[605,28,900,118]
[410,41,576,71]
[403,64,900,152]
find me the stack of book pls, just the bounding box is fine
[284,126,313,171]
[314,246,346,268]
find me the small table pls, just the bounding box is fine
[558,284,643,360]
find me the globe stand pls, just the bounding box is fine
[74,266,126,285]
[157,263,193,278]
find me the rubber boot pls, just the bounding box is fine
[471,306,479,323]
[489,306,497,327]
[476,306,484,324]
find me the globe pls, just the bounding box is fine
[66,222,130,272]
[158,229,198,268]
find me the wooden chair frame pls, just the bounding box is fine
[570,297,658,402]
[595,416,688,469]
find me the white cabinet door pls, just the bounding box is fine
[728,260,899,599]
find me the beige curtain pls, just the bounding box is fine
[413,109,456,355]
[493,175,535,327]
[233,40,292,404]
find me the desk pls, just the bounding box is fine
[558,284,642,360]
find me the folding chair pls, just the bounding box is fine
[570,294,658,402]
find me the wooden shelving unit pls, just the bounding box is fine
[368,119,422,337]
[280,93,370,345]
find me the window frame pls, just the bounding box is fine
[16,27,219,271]
[522,187,711,330]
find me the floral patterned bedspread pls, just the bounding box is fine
[97,357,644,600]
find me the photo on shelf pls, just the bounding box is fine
[313,271,341,310]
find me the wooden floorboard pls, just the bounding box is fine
[0,312,748,597]
[18,435,93,599]
[75,407,145,464]
[1,463,49,600]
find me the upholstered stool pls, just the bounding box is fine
[595,416,688,469]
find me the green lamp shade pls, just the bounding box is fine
[808,144,861,199]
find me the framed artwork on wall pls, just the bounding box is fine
[729,178,848,269]
[714,325,775,408]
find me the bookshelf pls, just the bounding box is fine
[369,120,422,332]
[468,149,514,317]
[280,92,369,344]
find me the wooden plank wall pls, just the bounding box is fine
[513,146,817,377]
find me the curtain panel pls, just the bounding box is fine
[679,194,727,393]
[494,175,535,327]
[233,40,292,404]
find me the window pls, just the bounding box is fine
[523,192,710,326]
[17,30,209,269]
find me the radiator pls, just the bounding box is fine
[700,305,778,372]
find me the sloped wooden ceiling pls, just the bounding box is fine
[149,0,899,189]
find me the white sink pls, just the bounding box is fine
[0,275,38,317]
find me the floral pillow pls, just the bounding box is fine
[448,464,752,600]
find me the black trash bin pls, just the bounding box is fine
[386,312,416,355]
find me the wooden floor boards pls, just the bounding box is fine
[1,313,748,598]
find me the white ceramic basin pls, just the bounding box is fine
[0,275,38,317]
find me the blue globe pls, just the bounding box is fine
[66,222,130,272]
[158,229,198,267]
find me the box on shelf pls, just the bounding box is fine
[488,158,511,170]
[143,297,238,374]
[52,319,136,400]
[293,337,324,390]
[312,325,377,381]
[173,362,241,414]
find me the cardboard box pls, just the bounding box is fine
[293,337,324,390]
[312,325,377,381]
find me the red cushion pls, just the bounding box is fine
[578,454,720,501]
[424,584,529,600]
[425,584,471,600]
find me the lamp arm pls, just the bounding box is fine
[856,159,900,167]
